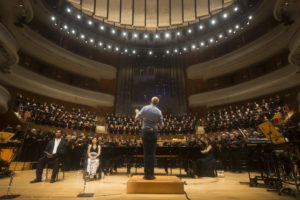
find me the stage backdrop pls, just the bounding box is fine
[116,56,187,114]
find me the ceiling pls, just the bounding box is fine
[68,0,234,30]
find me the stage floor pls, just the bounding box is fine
[0,168,295,200]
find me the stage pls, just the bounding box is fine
[0,168,295,200]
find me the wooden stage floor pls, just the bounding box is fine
[0,168,295,200]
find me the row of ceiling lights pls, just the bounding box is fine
[61,5,241,41]
[51,12,253,56]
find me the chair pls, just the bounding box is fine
[45,162,65,181]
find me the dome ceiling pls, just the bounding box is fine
[68,0,234,30]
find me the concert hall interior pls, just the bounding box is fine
[0,0,300,199]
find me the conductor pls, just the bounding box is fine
[135,97,163,180]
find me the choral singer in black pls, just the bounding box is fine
[30,129,66,183]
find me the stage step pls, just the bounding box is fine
[9,162,32,171]
[127,175,184,194]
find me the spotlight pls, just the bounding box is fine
[148,51,153,55]
[133,33,138,38]
[107,45,112,49]
[144,34,148,39]
[218,34,223,38]
[165,32,170,38]
[122,32,127,36]
[66,8,71,13]
[80,34,85,39]
[63,25,68,29]
[234,6,238,12]
[51,16,56,21]
[199,25,204,30]
[223,13,228,18]
[176,31,181,36]
[155,34,159,39]
[111,29,116,34]
[71,29,76,34]
[88,20,93,25]
[209,38,214,43]
[98,42,103,46]
[90,38,94,43]
[211,19,216,25]
[248,15,253,20]
[166,50,170,54]
[188,29,192,34]
[77,14,81,19]
[235,24,239,29]
[100,25,105,30]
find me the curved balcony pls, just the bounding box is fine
[0,65,114,108]
[189,64,300,107]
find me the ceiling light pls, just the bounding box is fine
[223,13,228,18]
[71,29,76,34]
[211,19,216,25]
[219,34,223,38]
[155,34,159,39]
[165,32,170,38]
[144,34,148,39]
[235,24,239,29]
[183,47,187,51]
[166,50,170,54]
[191,44,196,49]
[98,42,103,46]
[107,45,112,49]
[80,34,85,39]
[89,38,94,43]
[200,42,205,46]
[88,20,93,25]
[124,49,128,53]
[209,38,214,43]
[174,49,178,53]
[115,47,119,51]
[63,25,68,29]
[132,50,136,54]
[77,14,81,19]
[248,15,253,20]
[111,29,116,34]
[66,8,71,13]
[122,32,127,36]
[199,25,204,30]
[51,16,56,21]
[188,29,192,33]
[228,29,232,33]
[149,51,152,55]
[100,25,105,30]
[133,33,138,38]
[234,7,238,11]
[176,31,181,36]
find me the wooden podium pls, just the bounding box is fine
[127,175,184,194]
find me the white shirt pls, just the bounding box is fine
[52,138,62,154]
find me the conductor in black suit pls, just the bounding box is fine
[30,129,66,183]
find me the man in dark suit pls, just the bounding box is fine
[30,129,66,183]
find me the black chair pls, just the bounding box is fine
[45,162,65,181]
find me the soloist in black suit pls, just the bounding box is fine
[35,138,66,181]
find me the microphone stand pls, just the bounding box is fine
[0,121,30,199]
[77,152,94,197]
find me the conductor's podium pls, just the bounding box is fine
[127,175,184,194]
